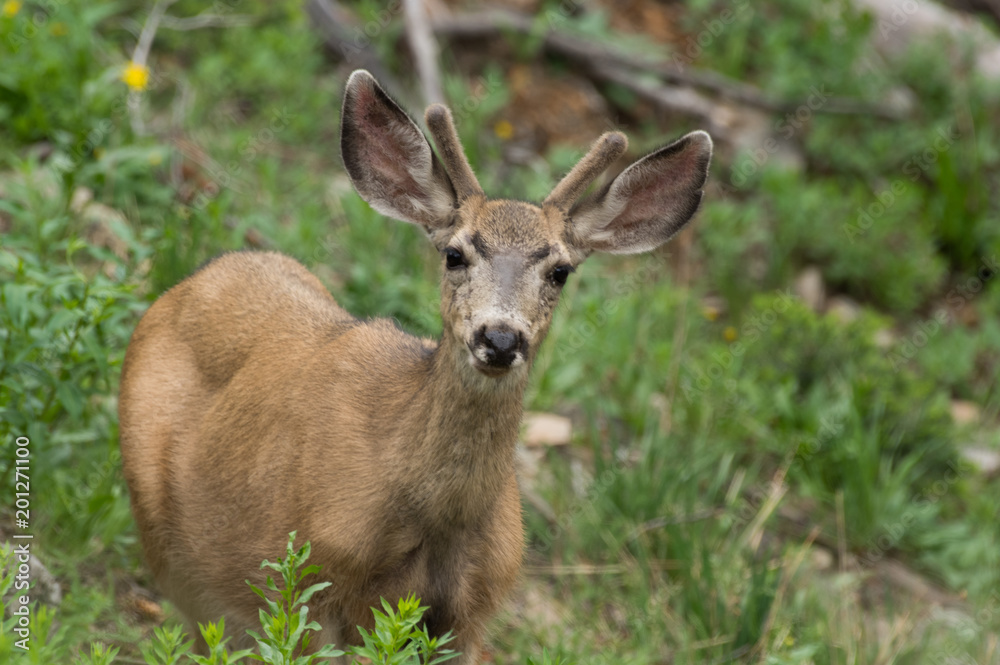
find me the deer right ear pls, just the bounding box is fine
[568,131,713,255]
[341,70,457,229]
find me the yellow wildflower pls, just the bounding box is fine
[121,61,150,91]
[493,120,514,140]
[2,1,21,17]
[723,326,738,343]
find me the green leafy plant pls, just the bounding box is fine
[245,532,344,664]
[525,648,574,665]
[130,534,462,665]
[141,625,195,665]
[77,642,121,665]
[187,619,255,665]
[351,594,459,665]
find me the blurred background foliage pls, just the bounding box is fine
[1,0,999,662]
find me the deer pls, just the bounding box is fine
[118,69,712,662]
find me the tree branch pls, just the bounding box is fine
[430,9,905,123]
[403,0,444,106]
[304,0,411,105]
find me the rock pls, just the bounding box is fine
[826,296,862,324]
[960,446,1000,477]
[811,547,835,571]
[854,0,1000,78]
[522,412,572,447]
[31,553,61,607]
[950,400,981,426]
[70,186,94,213]
[569,457,590,498]
[1,550,63,608]
[516,444,543,486]
[873,328,896,349]
[795,266,826,312]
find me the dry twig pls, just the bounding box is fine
[403,0,444,106]
[158,13,255,30]
[304,0,410,104]
[430,9,905,127]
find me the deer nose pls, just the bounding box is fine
[475,325,525,367]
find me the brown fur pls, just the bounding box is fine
[119,70,713,662]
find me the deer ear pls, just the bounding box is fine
[569,131,712,254]
[340,70,456,228]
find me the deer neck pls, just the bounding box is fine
[397,329,529,528]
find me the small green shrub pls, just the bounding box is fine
[683,293,958,546]
[0,1,123,144]
[351,595,459,665]
[0,172,147,553]
[245,532,343,664]
[127,533,464,665]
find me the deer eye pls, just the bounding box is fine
[549,265,573,286]
[444,247,467,270]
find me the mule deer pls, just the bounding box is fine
[119,70,712,661]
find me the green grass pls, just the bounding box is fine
[2,0,1000,663]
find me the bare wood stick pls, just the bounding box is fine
[404,0,444,106]
[587,61,729,138]
[127,0,180,135]
[304,0,411,105]
[158,13,255,30]
[131,0,179,69]
[430,10,905,121]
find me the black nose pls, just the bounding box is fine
[476,325,525,367]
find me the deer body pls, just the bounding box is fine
[120,71,712,661]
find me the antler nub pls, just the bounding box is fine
[425,104,484,202]
[544,131,628,212]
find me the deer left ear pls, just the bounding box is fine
[569,131,712,255]
[340,70,457,229]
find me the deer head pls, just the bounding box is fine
[340,70,712,382]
